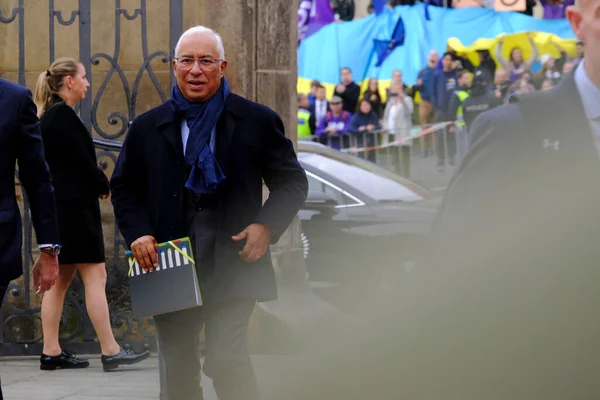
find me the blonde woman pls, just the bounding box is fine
[34,57,148,371]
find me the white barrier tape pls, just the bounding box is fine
[339,122,455,154]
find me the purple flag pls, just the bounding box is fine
[298,0,335,45]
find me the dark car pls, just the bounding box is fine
[297,141,440,311]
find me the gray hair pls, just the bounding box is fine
[174,25,225,59]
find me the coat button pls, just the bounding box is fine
[173,192,178,197]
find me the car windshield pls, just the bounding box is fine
[299,152,424,202]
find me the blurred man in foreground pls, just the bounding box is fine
[277,0,600,398]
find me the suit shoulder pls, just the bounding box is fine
[226,94,280,122]
[475,102,523,123]
[464,103,527,160]
[471,103,524,137]
[131,101,171,126]
[125,102,173,143]
[476,88,558,129]
[0,78,28,97]
[0,79,31,113]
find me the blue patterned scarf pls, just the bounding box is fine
[170,77,230,195]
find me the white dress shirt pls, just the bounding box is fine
[314,99,328,125]
[574,61,600,156]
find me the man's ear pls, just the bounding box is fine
[220,60,228,77]
[566,6,584,42]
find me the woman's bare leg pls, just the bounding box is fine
[41,265,78,356]
[78,263,120,356]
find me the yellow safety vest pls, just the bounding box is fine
[456,90,470,127]
[297,109,312,138]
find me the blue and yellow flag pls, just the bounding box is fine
[298,4,577,100]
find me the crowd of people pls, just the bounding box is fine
[298,68,415,146]
[298,37,585,166]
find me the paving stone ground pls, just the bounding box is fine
[0,355,308,400]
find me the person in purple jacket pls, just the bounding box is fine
[316,95,352,150]
[539,0,575,19]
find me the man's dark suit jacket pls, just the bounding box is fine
[393,72,600,399]
[274,72,600,400]
[0,79,59,285]
[110,93,308,305]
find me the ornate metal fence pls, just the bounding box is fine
[1,0,183,356]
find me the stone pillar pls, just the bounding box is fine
[182,0,339,353]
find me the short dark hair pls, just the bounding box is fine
[310,80,320,87]
[443,51,454,59]
[341,67,352,74]
[317,84,326,90]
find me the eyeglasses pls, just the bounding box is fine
[175,56,223,71]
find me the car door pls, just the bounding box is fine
[299,170,353,286]
[297,148,435,311]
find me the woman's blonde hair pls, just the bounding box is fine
[34,57,80,118]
